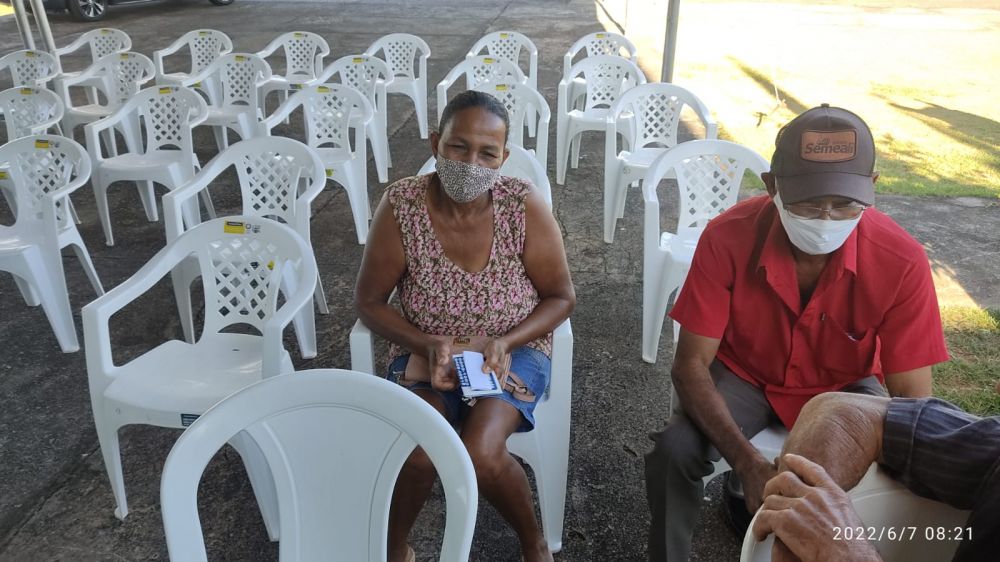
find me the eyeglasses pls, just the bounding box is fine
[784,203,868,220]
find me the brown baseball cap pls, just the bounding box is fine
[770,104,876,205]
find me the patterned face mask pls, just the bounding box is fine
[435,156,500,203]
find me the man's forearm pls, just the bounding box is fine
[778,393,891,490]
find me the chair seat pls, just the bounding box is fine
[0,223,44,254]
[68,104,113,120]
[100,151,190,173]
[104,333,292,415]
[314,147,355,165]
[566,107,609,126]
[658,231,699,259]
[620,147,669,169]
[204,106,255,125]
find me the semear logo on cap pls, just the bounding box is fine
[771,104,876,206]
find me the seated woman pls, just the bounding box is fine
[355,90,575,562]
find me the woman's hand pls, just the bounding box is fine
[482,338,512,377]
[427,339,458,391]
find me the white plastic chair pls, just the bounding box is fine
[603,83,717,243]
[349,319,572,553]
[55,28,132,103]
[160,369,478,562]
[262,83,373,244]
[179,53,272,152]
[153,29,234,88]
[314,55,393,183]
[0,135,104,352]
[562,31,638,122]
[0,86,66,216]
[256,31,330,117]
[436,55,526,128]
[556,55,646,185]
[82,216,317,521]
[741,463,971,562]
[162,137,326,359]
[474,78,551,170]
[57,52,156,144]
[0,49,62,89]
[467,32,540,138]
[365,33,431,139]
[641,140,768,363]
[84,85,212,246]
[417,144,552,209]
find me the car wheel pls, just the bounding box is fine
[208,0,234,5]
[67,0,108,21]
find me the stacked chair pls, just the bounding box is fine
[365,34,432,139]
[153,29,234,88]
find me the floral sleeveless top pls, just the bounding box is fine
[386,173,552,365]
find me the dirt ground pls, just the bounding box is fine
[1,1,998,561]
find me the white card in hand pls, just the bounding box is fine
[460,351,497,390]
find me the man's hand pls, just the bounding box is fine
[752,454,881,562]
[482,338,512,377]
[737,455,779,514]
[427,340,457,391]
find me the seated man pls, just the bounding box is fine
[644,104,950,561]
[754,392,999,562]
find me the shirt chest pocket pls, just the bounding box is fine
[814,313,879,382]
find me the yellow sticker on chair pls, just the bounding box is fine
[199,31,210,36]
[20,88,35,95]
[483,57,495,64]
[500,33,509,39]
[159,87,172,94]
[325,168,335,177]
[25,51,36,58]
[120,53,130,60]
[290,83,303,90]
[596,33,606,38]
[34,140,50,149]
[101,29,112,34]
[294,32,306,38]
[235,55,247,62]
[267,260,275,270]
[317,85,331,93]
[352,57,365,64]
[495,84,508,91]
[224,220,247,234]
[0,171,8,180]
[192,82,202,88]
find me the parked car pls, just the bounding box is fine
[41,0,233,22]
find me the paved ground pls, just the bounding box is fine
[1,1,998,561]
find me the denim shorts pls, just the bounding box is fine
[387,345,551,433]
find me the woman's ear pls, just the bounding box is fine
[429,131,440,158]
[762,172,777,197]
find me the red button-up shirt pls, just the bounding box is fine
[670,195,948,427]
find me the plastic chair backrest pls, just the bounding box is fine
[73,52,155,108]
[0,50,61,87]
[474,78,550,146]
[567,55,645,112]
[643,139,768,239]
[300,84,362,150]
[74,28,132,62]
[366,33,430,80]
[609,82,713,150]
[468,31,537,83]
[206,53,272,108]
[416,145,552,208]
[0,134,90,228]
[461,55,524,90]
[318,55,391,101]
[263,31,329,79]
[161,369,477,562]
[116,85,207,155]
[183,29,234,75]
[0,86,64,139]
[564,31,637,77]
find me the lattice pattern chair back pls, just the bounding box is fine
[319,55,390,101]
[0,135,90,229]
[230,140,314,226]
[129,86,207,154]
[368,33,428,80]
[615,83,712,150]
[0,50,61,87]
[300,84,364,150]
[0,86,65,139]
[196,218,302,336]
[475,79,546,143]
[265,32,329,79]
[469,32,537,87]
[98,53,156,107]
[209,53,272,108]
[570,55,644,112]
[82,28,132,62]
[465,55,524,89]
[187,30,234,75]
[563,32,637,76]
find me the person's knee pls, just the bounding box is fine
[799,392,889,426]
[464,437,510,485]
[645,417,707,472]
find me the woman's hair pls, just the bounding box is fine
[438,90,510,144]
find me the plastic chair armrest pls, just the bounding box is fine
[55,35,88,57]
[348,318,376,375]
[261,258,317,376]
[153,37,187,74]
[255,38,283,60]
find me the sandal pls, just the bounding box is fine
[405,546,415,562]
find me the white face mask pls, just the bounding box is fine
[774,192,862,255]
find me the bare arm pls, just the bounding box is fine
[884,366,932,398]
[671,328,776,511]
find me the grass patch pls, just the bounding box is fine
[932,306,1000,416]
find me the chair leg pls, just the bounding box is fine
[314,273,330,315]
[92,407,129,520]
[212,126,228,152]
[229,430,281,542]
[198,190,217,220]
[30,249,80,353]
[603,166,621,244]
[570,132,582,169]
[413,84,429,139]
[69,241,105,296]
[282,268,317,359]
[170,262,197,344]
[642,262,683,364]
[93,178,116,247]
[68,198,82,224]
[555,116,569,185]
[137,181,159,222]
[614,176,632,222]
